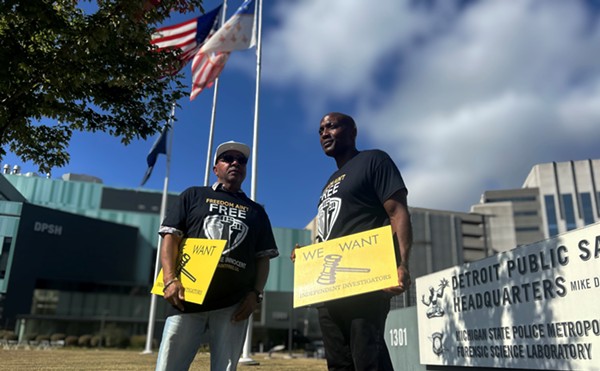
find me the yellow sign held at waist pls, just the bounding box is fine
[151,238,226,305]
[293,225,398,308]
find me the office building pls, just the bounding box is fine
[472,159,600,252]
[0,171,310,347]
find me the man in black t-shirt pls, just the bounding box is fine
[304,112,413,370]
[155,141,279,371]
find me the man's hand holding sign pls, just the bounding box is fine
[151,237,227,308]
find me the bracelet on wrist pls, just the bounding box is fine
[251,288,263,304]
[163,278,178,292]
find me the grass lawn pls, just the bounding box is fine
[0,348,327,370]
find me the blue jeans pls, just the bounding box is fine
[155,303,249,371]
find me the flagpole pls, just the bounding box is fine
[203,2,228,186]
[142,102,176,354]
[203,83,218,186]
[240,0,263,363]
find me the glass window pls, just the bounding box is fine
[562,194,577,231]
[545,195,559,237]
[581,193,595,226]
[514,211,538,217]
[0,237,11,280]
[487,196,537,203]
[515,226,540,232]
[31,289,59,315]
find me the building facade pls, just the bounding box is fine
[472,159,600,252]
[15,155,578,347]
[0,172,311,348]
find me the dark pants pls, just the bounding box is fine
[317,292,394,371]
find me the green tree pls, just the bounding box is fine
[0,0,204,173]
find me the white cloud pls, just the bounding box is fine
[558,78,600,137]
[263,0,600,212]
[263,0,445,95]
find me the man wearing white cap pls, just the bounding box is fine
[155,141,279,371]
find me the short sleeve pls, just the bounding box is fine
[160,187,195,235]
[254,207,279,259]
[371,152,407,203]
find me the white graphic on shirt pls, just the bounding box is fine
[203,215,248,255]
[317,197,341,241]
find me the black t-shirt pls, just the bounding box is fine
[316,150,407,304]
[161,185,279,312]
[317,150,407,242]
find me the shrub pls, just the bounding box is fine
[35,334,50,342]
[129,335,147,349]
[106,334,129,348]
[65,335,79,347]
[25,333,38,341]
[78,334,92,347]
[4,332,17,341]
[103,324,129,348]
[50,333,66,341]
[90,335,102,347]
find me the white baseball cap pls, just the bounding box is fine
[214,141,251,164]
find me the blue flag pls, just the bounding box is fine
[141,125,169,186]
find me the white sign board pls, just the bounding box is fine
[416,222,600,370]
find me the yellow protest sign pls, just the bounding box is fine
[151,238,226,305]
[293,225,399,308]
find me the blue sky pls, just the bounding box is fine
[5,0,600,230]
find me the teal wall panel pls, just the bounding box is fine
[3,175,314,293]
[0,201,22,217]
[0,201,22,293]
[4,175,103,211]
[266,228,312,292]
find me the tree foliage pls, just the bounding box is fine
[0,0,204,173]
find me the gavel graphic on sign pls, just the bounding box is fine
[317,254,371,285]
[176,253,197,282]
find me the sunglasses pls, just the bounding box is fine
[218,154,248,165]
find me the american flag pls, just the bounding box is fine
[199,0,256,54]
[190,51,230,100]
[150,5,222,74]
[190,0,257,100]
